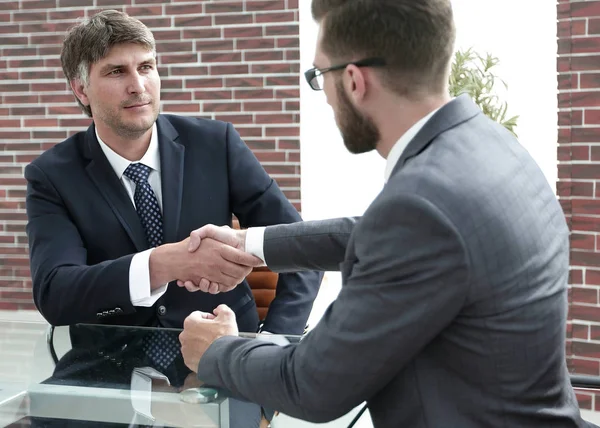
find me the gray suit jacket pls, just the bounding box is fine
[198,95,587,427]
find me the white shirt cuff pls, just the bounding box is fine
[130,249,168,307]
[245,226,266,264]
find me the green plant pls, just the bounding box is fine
[448,48,519,137]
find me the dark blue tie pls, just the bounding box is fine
[124,163,176,370]
[123,163,163,248]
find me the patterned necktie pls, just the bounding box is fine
[124,163,176,371]
[123,163,163,248]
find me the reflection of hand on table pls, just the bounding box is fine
[150,373,217,428]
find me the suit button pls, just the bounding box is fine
[158,305,167,316]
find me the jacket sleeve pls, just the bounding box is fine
[198,192,470,422]
[25,162,134,326]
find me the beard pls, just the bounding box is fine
[94,96,159,140]
[335,79,380,154]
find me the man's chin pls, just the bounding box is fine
[342,139,377,155]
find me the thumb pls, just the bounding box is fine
[213,304,235,321]
[188,230,202,252]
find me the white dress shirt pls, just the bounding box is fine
[245,107,440,262]
[96,124,168,307]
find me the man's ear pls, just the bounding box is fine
[70,79,89,107]
[344,65,367,105]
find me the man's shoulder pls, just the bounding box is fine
[159,114,230,137]
[28,129,87,173]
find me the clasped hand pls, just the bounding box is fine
[174,225,258,294]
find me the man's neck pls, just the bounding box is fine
[95,124,153,162]
[375,93,451,159]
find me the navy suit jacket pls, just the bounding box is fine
[25,114,322,334]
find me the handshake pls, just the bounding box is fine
[149,225,263,295]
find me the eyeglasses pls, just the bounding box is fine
[304,57,386,91]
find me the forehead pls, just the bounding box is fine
[97,43,155,64]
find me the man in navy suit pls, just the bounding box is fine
[25,10,322,335]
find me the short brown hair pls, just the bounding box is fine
[311,0,455,97]
[60,10,156,117]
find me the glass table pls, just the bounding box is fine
[0,320,338,428]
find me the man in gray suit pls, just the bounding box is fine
[178,0,589,426]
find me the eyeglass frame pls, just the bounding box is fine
[304,57,386,91]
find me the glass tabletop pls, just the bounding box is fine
[0,320,302,427]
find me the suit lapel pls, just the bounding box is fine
[82,125,149,252]
[156,116,184,244]
[390,94,482,178]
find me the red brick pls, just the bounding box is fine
[246,0,285,11]
[244,50,284,62]
[244,140,276,151]
[242,101,282,112]
[558,73,578,90]
[266,24,298,36]
[285,101,300,111]
[265,126,299,137]
[255,114,295,124]
[193,90,233,100]
[224,27,263,38]
[572,232,596,250]
[285,49,300,61]
[571,267,584,284]
[203,102,242,113]
[159,53,199,65]
[591,18,600,34]
[251,63,294,74]
[255,151,286,162]
[214,13,253,25]
[195,40,235,51]
[264,164,297,175]
[558,110,583,126]
[210,64,249,75]
[125,6,162,16]
[0,25,20,35]
[202,52,242,63]
[96,0,131,5]
[157,41,194,53]
[277,37,300,48]
[49,9,83,20]
[0,119,20,127]
[235,126,262,138]
[24,119,58,127]
[571,248,600,265]
[161,103,201,113]
[569,356,599,375]
[572,127,600,142]
[170,66,209,76]
[586,110,600,125]
[255,12,295,23]
[11,11,46,22]
[183,28,222,39]
[214,114,254,124]
[237,38,276,50]
[572,286,599,304]
[572,340,600,359]
[234,89,273,99]
[276,88,300,99]
[571,56,600,71]
[173,15,212,27]
[226,77,263,87]
[161,91,192,101]
[205,2,243,13]
[571,1,600,18]
[581,73,600,89]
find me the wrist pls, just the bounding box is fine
[149,243,177,288]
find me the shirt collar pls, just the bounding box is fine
[95,123,160,179]
[384,107,440,182]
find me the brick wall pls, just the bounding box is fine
[557,0,600,410]
[0,0,301,310]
